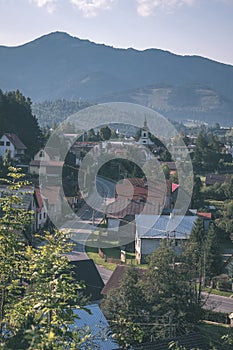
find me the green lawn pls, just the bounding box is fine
[204,287,233,297]
[85,246,118,271]
[85,245,147,270]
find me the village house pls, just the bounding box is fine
[31,188,48,231]
[40,185,62,222]
[0,133,27,161]
[29,148,64,177]
[171,144,195,160]
[0,184,48,233]
[135,214,197,264]
[205,173,228,186]
[105,177,171,248]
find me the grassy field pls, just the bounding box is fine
[85,246,118,271]
[204,287,233,297]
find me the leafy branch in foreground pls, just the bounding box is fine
[0,167,91,349]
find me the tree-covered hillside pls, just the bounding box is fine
[32,99,92,127]
[0,89,42,156]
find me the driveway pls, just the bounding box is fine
[203,292,233,313]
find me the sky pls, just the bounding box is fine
[0,0,233,65]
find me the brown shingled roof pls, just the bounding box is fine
[101,265,146,295]
[4,133,27,150]
[205,173,228,186]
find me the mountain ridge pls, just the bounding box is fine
[0,31,233,125]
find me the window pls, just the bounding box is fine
[6,141,10,146]
[39,213,42,220]
[39,151,44,158]
[143,132,147,137]
[44,212,46,219]
[0,141,4,146]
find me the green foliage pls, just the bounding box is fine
[0,168,90,349]
[101,267,145,349]
[99,125,111,141]
[192,131,227,173]
[205,224,223,279]
[0,89,43,157]
[185,220,223,290]
[191,175,203,208]
[169,341,200,350]
[214,196,233,242]
[102,245,202,348]
[162,164,170,180]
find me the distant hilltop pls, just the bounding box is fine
[1,31,233,126]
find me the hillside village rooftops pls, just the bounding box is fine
[106,199,160,218]
[115,178,168,202]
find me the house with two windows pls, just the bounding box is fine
[0,133,27,161]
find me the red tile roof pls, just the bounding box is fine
[108,178,167,218]
[115,178,167,203]
[106,198,160,218]
[197,212,212,219]
[34,188,44,212]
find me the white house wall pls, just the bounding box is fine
[0,135,16,158]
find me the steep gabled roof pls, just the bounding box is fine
[101,265,146,295]
[41,186,61,205]
[34,188,44,212]
[70,259,105,301]
[205,173,228,186]
[3,133,27,150]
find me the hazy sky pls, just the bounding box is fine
[0,0,233,65]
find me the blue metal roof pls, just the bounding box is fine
[73,304,118,349]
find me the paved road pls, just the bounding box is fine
[203,292,233,313]
[96,176,116,198]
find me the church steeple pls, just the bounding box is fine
[143,116,149,131]
[137,116,153,145]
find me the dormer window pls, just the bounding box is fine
[6,141,10,146]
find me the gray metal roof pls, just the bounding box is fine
[136,215,197,239]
